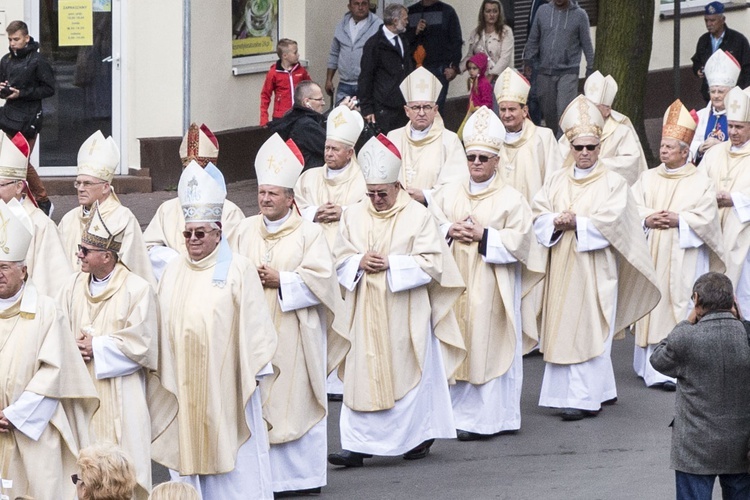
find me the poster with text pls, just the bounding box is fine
[232,0,279,59]
[59,0,93,46]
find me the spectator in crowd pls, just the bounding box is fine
[691,1,750,103]
[260,38,311,126]
[74,444,137,500]
[525,0,547,125]
[325,0,382,105]
[460,0,514,85]
[457,53,493,139]
[149,482,200,500]
[651,272,750,500]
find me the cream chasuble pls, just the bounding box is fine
[0,283,98,500]
[532,164,661,364]
[58,263,177,500]
[231,211,349,444]
[333,190,466,412]
[430,174,542,384]
[632,164,725,347]
[294,161,367,248]
[701,141,750,287]
[58,194,156,287]
[21,195,74,298]
[387,116,467,192]
[152,246,277,476]
[559,112,647,186]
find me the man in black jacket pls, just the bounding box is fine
[691,2,750,103]
[0,20,55,215]
[358,3,412,134]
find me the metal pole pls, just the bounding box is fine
[673,0,681,100]
[183,0,191,133]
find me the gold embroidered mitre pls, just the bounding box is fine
[179,122,219,168]
[494,67,530,105]
[560,95,604,142]
[81,200,123,253]
[662,99,698,144]
[462,106,505,154]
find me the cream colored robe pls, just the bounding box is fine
[559,111,648,186]
[532,163,661,364]
[21,195,74,298]
[430,174,543,383]
[0,283,98,500]
[387,116,467,194]
[231,211,349,444]
[333,190,466,411]
[632,164,725,347]
[58,263,177,500]
[294,160,367,248]
[152,246,277,475]
[58,193,156,287]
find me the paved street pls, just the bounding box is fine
[52,182,689,499]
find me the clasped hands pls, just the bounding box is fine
[553,210,577,232]
[449,217,483,244]
[314,202,342,223]
[644,210,679,230]
[77,330,94,363]
[359,251,389,274]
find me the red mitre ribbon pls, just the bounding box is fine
[285,138,305,168]
[376,133,401,159]
[10,132,29,158]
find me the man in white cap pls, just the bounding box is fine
[632,99,725,391]
[387,66,466,206]
[295,105,367,249]
[495,67,562,203]
[58,130,155,286]
[231,133,349,496]
[430,106,543,441]
[328,134,465,467]
[58,202,176,500]
[691,49,741,163]
[532,96,660,421]
[701,86,750,313]
[558,72,647,186]
[143,123,245,281]
[0,131,71,297]
[152,161,277,499]
[0,199,98,500]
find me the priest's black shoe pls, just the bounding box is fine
[274,487,322,497]
[327,393,343,402]
[661,381,676,392]
[457,430,483,441]
[403,439,434,460]
[327,450,371,467]
[560,408,600,421]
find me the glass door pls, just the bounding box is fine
[30,0,121,175]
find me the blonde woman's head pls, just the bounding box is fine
[76,443,137,500]
[149,482,201,500]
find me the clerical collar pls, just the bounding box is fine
[0,283,24,312]
[327,161,351,179]
[573,163,598,179]
[89,269,114,297]
[712,107,726,116]
[665,162,689,173]
[470,173,496,194]
[505,128,523,144]
[409,124,432,140]
[264,209,292,233]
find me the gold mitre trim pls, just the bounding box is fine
[81,201,123,253]
[561,96,604,142]
[662,99,697,144]
[494,68,530,105]
[463,106,505,154]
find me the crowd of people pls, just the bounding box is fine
[2,1,750,499]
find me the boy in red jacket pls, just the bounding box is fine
[260,38,311,125]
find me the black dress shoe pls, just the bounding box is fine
[274,487,322,498]
[661,381,676,392]
[327,450,371,467]
[327,393,343,402]
[560,408,600,421]
[457,430,482,441]
[403,439,434,460]
[602,397,618,406]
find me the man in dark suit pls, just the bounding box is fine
[651,272,750,500]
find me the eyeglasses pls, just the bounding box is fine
[365,191,389,199]
[182,228,219,239]
[71,473,84,485]
[572,144,599,152]
[466,154,497,163]
[74,180,107,189]
[77,244,109,257]
[407,104,435,113]
[0,180,18,188]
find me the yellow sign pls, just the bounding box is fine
[232,37,274,58]
[59,0,93,47]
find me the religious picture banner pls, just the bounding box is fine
[232,0,279,59]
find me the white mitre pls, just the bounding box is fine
[705,49,741,88]
[400,66,442,104]
[358,134,402,184]
[327,105,365,147]
[584,71,618,107]
[77,130,120,182]
[254,133,304,188]
[0,198,32,262]
[560,95,605,142]
[726,86,750,122]
[178,160,226,223]
[463,106,506,154]
[494,67,530,105]
[0,132,30,181]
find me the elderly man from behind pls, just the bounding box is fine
[651,272,750,500]
[326,0,382,105]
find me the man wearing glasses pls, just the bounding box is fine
[532,96,660,421]
[153,160,277,499]
[631,100,725,391]
[328,134,465,467]
[58,130,155,286]
[386,67,466,207]
[58,201,174,500]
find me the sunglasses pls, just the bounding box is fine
[77,245,109,257]
[572,144,599,151]
[366,191,389,199]
[71,473,84,485]
[182,228,219,239]
[466,154,497,163]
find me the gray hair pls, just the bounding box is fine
[678,140,689,152]
[692,272,734,312]
[209,222,222,231]
[383,4,407,26]
[294,80,321,105]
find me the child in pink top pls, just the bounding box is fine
[458,52,494,139]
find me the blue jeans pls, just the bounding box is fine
[335,82,358,106]
[675,470,750,500]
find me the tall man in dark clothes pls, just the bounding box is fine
[0,20,54,215]
[358,4,413,134]
[405,0,462,111]
[691,1,750,103]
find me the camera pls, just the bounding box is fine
[0,86,13,99]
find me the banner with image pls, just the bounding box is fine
[232,0,279,59]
